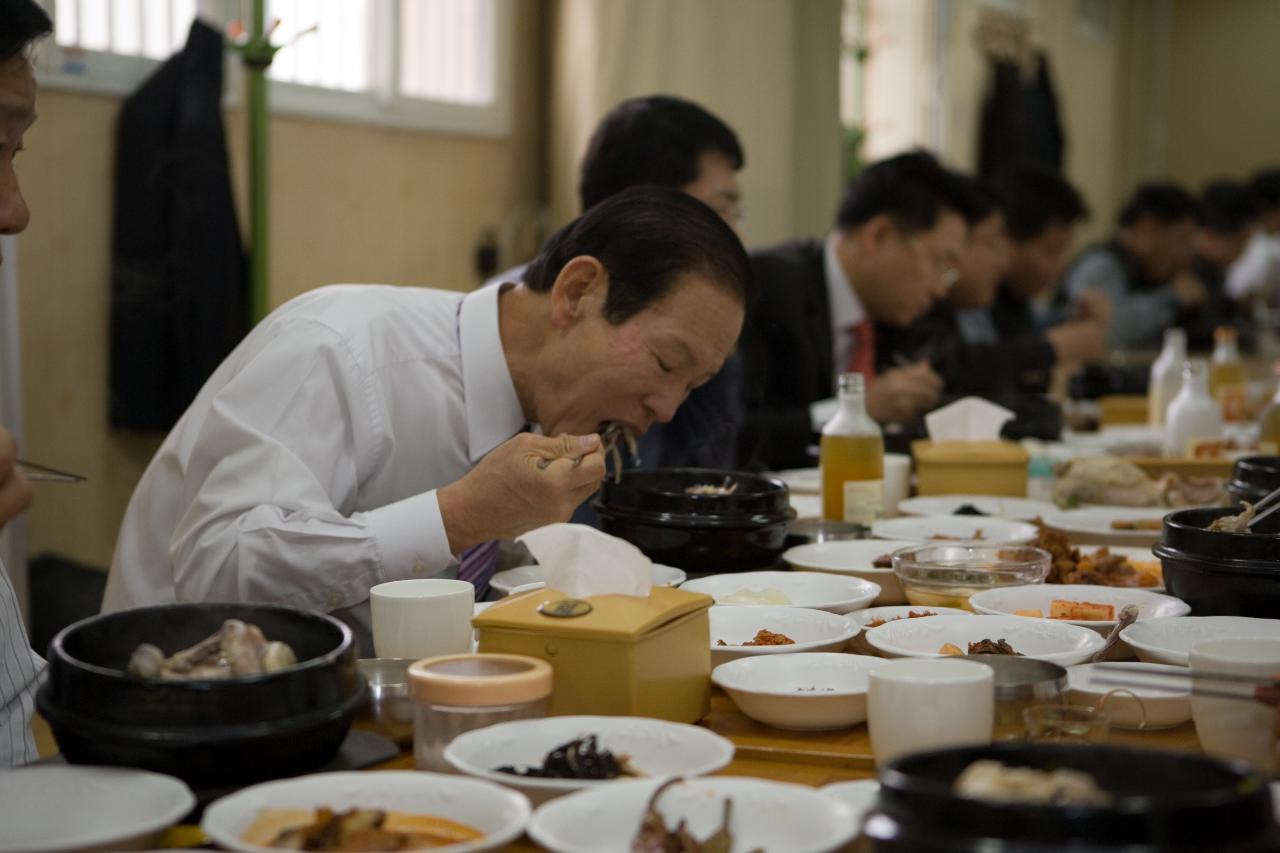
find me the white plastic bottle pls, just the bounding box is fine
[1148,328,1187,427]
[1163,360,1224,458]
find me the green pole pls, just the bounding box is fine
[243,0,274,324]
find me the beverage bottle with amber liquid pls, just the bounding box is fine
[1209,326,1248,421]
[820,372,885,524]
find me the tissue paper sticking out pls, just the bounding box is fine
[925,396,1015,442]
[516,523,653,598]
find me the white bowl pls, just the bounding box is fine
[846,605,973,631]
[870,515,1038,544]
[1067,662,1193,730]
[1120,616,1280,666]
[443,716,734,806]
[712,652,884,731]
[201,771,530,853]
[865,614,1107,666]
[0,765,194,853]
[969,584,1191,637]
[773,467,822,494]
[528,776,859,853]
[783,540,918,605]
[681,571,880,614]
[821,779,879,834]
[490,563,686,597]
[897,495,1058,521]
[709,605,860,666]
[1040,507,1169,545]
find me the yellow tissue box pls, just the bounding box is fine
[472,585,713,723]
[912,439,1029,497]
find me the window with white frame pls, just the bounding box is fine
[37,0,513,136]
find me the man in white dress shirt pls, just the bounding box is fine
[103,188,751,628]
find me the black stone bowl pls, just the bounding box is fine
[862,742,1277,852]
[37,602,365,787]
[592,467,792,573]
[1153,506,1280,617]
[1225,455,1280,506]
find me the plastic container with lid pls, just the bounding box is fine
[407,653,551,772]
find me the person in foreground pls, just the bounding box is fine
[103,188,751,627]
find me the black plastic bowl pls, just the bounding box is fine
[1153,506,1280,617]
[1226,455,1280,506]
[592,467,791,573]
[37,602,365,786]
[862,742,1276,851]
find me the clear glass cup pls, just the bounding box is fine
[1023,703,1111,744]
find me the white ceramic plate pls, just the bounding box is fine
[1067,662,1192,730]
[897,495,1058,522]
[709,605,860,666]
[201,771,530,853]
[821,780,879,835]
[528,776,859,853]
[1120,616,1280,666]
[870,515,1038,544]
[490,563,687,597]
[1040,507,1170,544]
[681,571,880,615]
[711,653,884,731]
[865,614,1107,666]
[0,765,194,853]
[443,716,734,806]
[783,539,917,605]
[969,584,1190,636]
[774,467,822,494]
[846,605,974,631]
[790,493,823,519]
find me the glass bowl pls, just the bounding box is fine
[891,543,1051,611]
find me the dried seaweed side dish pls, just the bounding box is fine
[496,734,638,780]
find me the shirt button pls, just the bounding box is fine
[412,559,427,575]
[327,590,343,608]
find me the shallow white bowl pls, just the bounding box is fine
[1120,616,1280,666]
[528,776,859,853]
[865,614,1107,666]
[490,563,686,597]
[681,571,880,614]
[0,765,194,853]
[846,605,974,631]
[711,652,884,730]
[1067,662,1193,730]
[896,495,1058,522]
[821,779,879,835]
[870,515,1038,544]
[201,771,530,853]
[1040,507,1169,545]
[783,540,917,605]
[443,716,734,806]
[969,584,1191,637]
[709,605,860,666]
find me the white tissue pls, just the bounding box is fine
[516,523,653,598]
[925,396,1015,442]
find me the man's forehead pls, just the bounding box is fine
[0,55,37,121]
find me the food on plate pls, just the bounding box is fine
[1031,522,1161,587]
[716,629,795,647]
[931,530,984,540]
[872,553,894,568]
[1051,457,1224,509]
[1015,600,1117,620]
[496,734,638,780]
[1208,501,1255,532]
[953,504,989,516]
[939,643,965,656]
[966,638,1021,656]
[796,686,836,692]
[1109,518,1163,531]
[864,610,939,628]
[248,807,483,850]
[126,619,297,679]
[630,778,756,853]
[721,587,792,605]
[954,760,1112,806]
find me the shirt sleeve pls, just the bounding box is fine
[0,562,44,768]
[1065,251,1177,350]
[168,319,455,612]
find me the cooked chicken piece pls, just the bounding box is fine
[1052,458,1163,508]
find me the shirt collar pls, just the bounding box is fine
[459,282,526,463]
[825,232,865,330]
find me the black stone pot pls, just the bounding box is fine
[1153,506,1280,617]
[592,467,792,573]
[38,602,365,787]
[1226,455,1280,506]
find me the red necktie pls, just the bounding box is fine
[846,318,876,380]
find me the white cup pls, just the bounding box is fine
[882,453,912,518]
[1190,638,1280,775]
[868,658,994,765]
[370,579,475,660]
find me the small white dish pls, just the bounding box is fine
[773,467,822,494]
[1120,616,1280,666]
[443,716,734,806]
[490,563,686,597]
[0,765,194,853]
[1040,507,1169,545]
[846,605,973,631]
[969,584,1190,637]
[897,495,1058,522]
[870,515,1038,544]
[712,652,883,730]
[865,614,1106,666]
[201,771,530,853]
[821,779,879,833]
[528,776,859,853]
[709,605,859,666]
[1067,662,1192,730]
[680,571,880,615]
[790,493,823,519]
[783,539,918,605]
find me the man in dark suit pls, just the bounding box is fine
[739,152,967,471]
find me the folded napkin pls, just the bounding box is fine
[516,523,652,598]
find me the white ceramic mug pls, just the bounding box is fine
[882,453,912,518]
[868,658,994,765]
[370,579,475,660]
[1190,638,1280,775]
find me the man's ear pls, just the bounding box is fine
[859,214,897,257]
[548,255,607,327]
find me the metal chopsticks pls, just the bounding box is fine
[1090,664,1277,704]
[16,459,86,483]
[1245,483,1280,530]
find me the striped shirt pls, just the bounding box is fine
[0,559,44,767]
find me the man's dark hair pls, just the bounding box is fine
[835,150,973,233]
[1117,183,1199,228]
[525,186,752,324]
[992,167,1089,242]
[1251,169,1280,210]
[955,175,1002,225]
[578,95,744,211]
[1199,181,1261,235]
[0,0,52,63]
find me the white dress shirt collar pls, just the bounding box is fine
[459,283,526,462]
[825,233,866,381]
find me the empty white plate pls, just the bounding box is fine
[773,467,822,494]
[870,515,1038,544]
[681,571,880,614]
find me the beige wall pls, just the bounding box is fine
[14,0,545,570]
